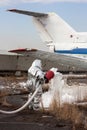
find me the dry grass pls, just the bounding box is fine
[83,96,87,102]
[49,98,87,129]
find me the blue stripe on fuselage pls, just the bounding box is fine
[55,48,87,54]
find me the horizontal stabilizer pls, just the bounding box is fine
[8,9,48,17]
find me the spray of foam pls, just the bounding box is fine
[42,72,87,108]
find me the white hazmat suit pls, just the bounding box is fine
[27,59,44,110]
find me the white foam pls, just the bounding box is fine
[0,85,5,90]
[42,72,87,108]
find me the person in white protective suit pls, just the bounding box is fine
[27,59,45,110]
[26,59,58,110]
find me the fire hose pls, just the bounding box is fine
[0,81,42,114]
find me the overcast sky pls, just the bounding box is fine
[0,0,87,50]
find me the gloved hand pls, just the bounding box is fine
[36,71,44,80]
[36,76,44,85]
[44,76,49,83]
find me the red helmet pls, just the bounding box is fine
[45,70,54,80]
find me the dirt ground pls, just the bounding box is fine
[0,105,73,130]
[0,75,87,130]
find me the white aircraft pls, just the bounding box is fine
[4,9,87,72]
[8,9,87,56]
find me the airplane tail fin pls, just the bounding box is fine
[8,9,76,52]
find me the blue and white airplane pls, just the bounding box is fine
[6,9,87,72]
[8,9,87,57]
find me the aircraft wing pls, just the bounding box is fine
[8,9,48,17]
[8,49,87,72]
